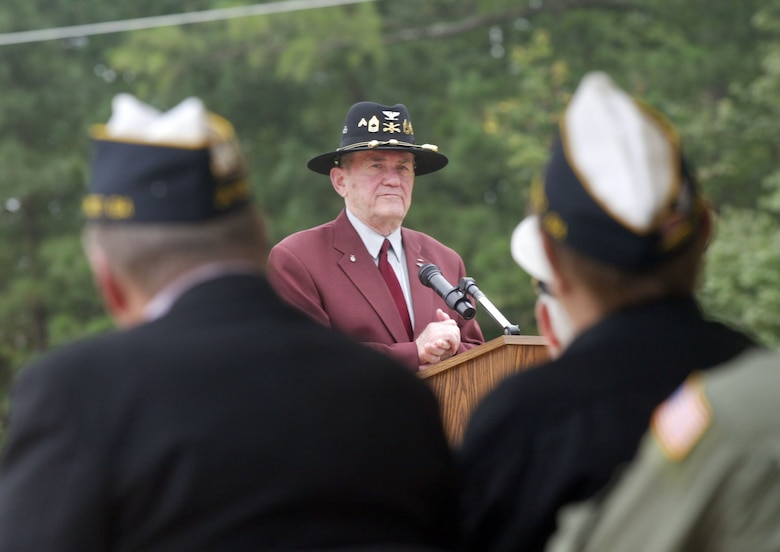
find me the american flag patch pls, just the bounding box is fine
[651,373,712,461]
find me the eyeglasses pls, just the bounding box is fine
[533,278,555,297]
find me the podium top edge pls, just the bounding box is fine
[418,334,547,378]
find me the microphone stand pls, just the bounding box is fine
[458,277,521,335]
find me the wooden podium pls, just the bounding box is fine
[419,335,549,444]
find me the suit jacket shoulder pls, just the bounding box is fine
[0,275,458,551]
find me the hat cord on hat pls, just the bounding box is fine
[337,139,440,153]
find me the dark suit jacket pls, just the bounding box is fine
[0,275,457,551]
[457,297,756,552]
[267,210,484,369]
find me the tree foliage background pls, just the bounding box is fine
[2,0,779,424]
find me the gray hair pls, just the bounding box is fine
[82,206,266,295]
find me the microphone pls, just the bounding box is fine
[458,277,521,335]
[418,263,476,320]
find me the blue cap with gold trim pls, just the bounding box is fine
[307,101,448,176]
[525,72,704,269]
[83,94,251,223]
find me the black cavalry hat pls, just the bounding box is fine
[307,101,448,176]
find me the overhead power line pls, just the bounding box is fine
[0,0,377,46]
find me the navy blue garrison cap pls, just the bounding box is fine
[83,95,250,223]
[523,72,705,270]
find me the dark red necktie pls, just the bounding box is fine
[378,239,414,340]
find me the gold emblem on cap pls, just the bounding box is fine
[383,122,401,134]
[82,194,135,220]
[368,116,380,132]
[82,194,104,218]
[542,211,567,241]
[107,196,134,219]
[207,113,246,180]
[403,119,413,135]
[210,140,242,179]
[214,180,250,210]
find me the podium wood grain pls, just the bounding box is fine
[419,335,549,444]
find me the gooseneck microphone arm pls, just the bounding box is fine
[458,277,521,335]
[418,263,476,320]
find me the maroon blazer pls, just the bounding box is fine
[267,210,484,368]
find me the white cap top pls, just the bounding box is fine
[563,71,680,233]
[511,214,554,283]
[105,94,209,146]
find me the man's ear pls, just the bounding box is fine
[330,166,348,198]
[87,248,128,320]
[540,230,569,295]
[535,297,563,359]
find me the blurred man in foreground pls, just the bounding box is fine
[457,72,757,552]
[0,95,457,551]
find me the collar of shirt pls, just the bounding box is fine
[345,208,414,323]
[345,208,404,265]
[142,261,263,322]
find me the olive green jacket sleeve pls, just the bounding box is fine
[547,348,780,552]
